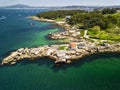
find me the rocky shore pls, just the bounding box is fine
[1,42,120,65]
[28,16,71,31]
[28,16,82,41]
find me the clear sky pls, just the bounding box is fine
[0,0,120,7]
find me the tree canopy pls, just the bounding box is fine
[37,8,119,30]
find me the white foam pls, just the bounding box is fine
[0,16,7,20]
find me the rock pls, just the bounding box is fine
[11,62,16,65]
[1,43,120,66]
[66,60,72,64]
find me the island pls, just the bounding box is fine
[1,9,120,65]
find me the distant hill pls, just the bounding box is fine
[0,4,35,9]
[0,4,120,10]
[60,5,120,10]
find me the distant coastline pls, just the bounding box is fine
[0,4,120,11]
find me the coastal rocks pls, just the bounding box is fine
[1,46,49,65]
[27,16,55,23]
[11,61,16,65]
[1,43,120,66]
[29,16,83,44]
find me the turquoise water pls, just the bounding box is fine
[0,9,63,58]
[0,9,120,90]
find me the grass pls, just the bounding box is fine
[80,30,85,36]
[87,12,120,42]
[55,18,65,21]
[58,46,69,50]
[88,30,120,42]
[110,12,120,17]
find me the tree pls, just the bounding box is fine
[102,8,117,14]
[102,8,111,14]
[111,8,117,14]
[92,26,101,32]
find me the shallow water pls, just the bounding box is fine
[0,9,64,58]
[0,9,120,90]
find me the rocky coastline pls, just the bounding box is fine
[28,16,71,30]
[1,42,120,65]
[1,16,120,66]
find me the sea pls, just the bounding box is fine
[0,9,120,90]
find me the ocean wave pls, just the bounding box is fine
[0,16,7,20]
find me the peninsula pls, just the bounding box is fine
[1,9,120,65]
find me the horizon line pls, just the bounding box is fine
[1,4,120,7]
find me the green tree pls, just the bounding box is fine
[111,8,117,14]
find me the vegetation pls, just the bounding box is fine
[37,8,120,41]
[102,8,117,14]
[69,12,120,30]
[58,46,69,50]
[37,10,86,19]
[88,29,120,41]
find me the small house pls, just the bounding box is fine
[70,42,77,49]
[78,44,85,49]
[66,16,71,20]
